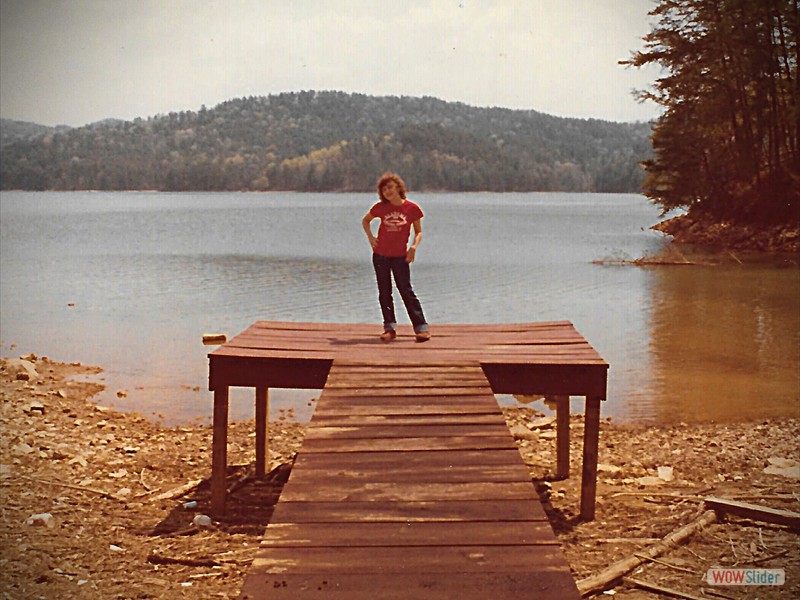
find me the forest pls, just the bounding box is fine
[629,0,798,225]
[0,93,651,194]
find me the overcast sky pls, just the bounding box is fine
[1,0,663,127]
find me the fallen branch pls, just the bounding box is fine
[155,524,200,538]
[576,509,717,597]
[597,537,660,544]
[624,577,707,600]
[609,492,703,500]
[19,475,124,501]
[750,548,790,565]
[227,469,252,495]
[147,552,219,567]
[633,553,696,574]
[152,479,203,502]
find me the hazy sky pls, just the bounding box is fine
[1,0,663,127]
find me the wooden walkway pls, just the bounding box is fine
[207,321,607,599]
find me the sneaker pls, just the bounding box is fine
[380,330,397,342]
[415,330,431,343]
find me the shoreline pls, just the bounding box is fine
[2,355,798,598]
[652,213,800,254]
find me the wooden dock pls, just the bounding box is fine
[207,321,608,599]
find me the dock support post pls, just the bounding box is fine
[255,387,269,478]
[555,395,570,479]
[211,386,229,516]
[580,395,601,521]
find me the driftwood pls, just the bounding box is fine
[19,475,124,501]
[624,576,708,600]
[705,496,800,528]
[577,495,800,596]
[576,509,718,596]
[751,548,791,565]
[147,552,219,567]
[152,478,203,502]
[597,537,660,544]
[633,553,696,574]
[156,524,200,538]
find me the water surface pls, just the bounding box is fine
[1,191,797,424]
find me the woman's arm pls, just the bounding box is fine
[406,219,422,263]
[362,211,378,251]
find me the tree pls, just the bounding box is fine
[627,0,799,223]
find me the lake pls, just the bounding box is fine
[1,191,798,425]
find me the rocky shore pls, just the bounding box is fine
[2,356,798,599]
[652,213,800,253]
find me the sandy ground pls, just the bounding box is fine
[1,356,798,599]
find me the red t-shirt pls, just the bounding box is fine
[370,200,424,257]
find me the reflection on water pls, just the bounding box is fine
[1,191,798,425]
[645,256,800,422]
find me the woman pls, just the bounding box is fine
[361,172,431,342]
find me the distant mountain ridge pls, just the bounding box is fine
[0,91,652,192]
[0,118,71,147]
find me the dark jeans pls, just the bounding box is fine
[372,253,428,332]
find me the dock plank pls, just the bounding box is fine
[279,481,538,502]
[258,521,558,547]
[271,499,550,523]
[304,423,511,439]
[239,572,579,600]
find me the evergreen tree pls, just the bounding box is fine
[627,0,798,223]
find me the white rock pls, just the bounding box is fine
[72,456,89,469]
[26,513,55,528]
[509,424,538,441]
[598,464,622,475]
[24,402,46,415]
[767,457,797,469]
[193,514,213,527]
[12,443,34,456]
[529,415,557,429]
[764,457,800,479]
[6,359,40,381]
[657,466,674,481]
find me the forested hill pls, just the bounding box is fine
[0,119,71,148]
[0,92,652,193]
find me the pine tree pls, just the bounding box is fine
[627,0,798,223]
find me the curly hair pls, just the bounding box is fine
[376,172,407,202]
